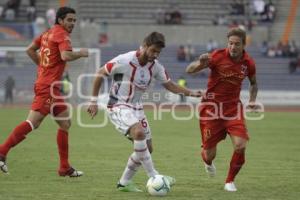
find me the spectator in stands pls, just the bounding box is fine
[260,40,269,56]
[165,4,182,24]
[267,45,276,57]
[282,42,291,57]
[33,16,46,36]
[212,14,228,26]
[262,0,276,22]
[184,44,195,62]
[6,51,15,65]
[99,21,109,45]
[252,0,265,15]
[229,19,239,28]
[170,8,182,24]
[289,40,299,58]
[4,75,15,104]
[275,41,283,57]
[264,40,299,58]
[245,18,256,32]
[155,8,165,24]
[0,50,7,63]
[0,6,4,19]
[46,8,56,28]
[26,0,36,22]
[3,0,21,20]
[206,39,219,53]
[177,45,186,62]
[229,0,245,15]
[289,56,300,74]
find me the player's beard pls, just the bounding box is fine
[147,57,155,62]
[147,54,157,62]
[230,51,237,58]
[230,51,242,60]
[67,25,74,33]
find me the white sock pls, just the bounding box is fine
[119,152,141,186]
[134,140,158,177]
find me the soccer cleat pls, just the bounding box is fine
[117,181,142,192]
[224,182,237,192]
[204,162,216,177]
[0,156,8,174]
[58,167,83,177]
[163,175,176,186]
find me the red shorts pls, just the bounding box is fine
[31,85,67,116]
[199,101,249,149]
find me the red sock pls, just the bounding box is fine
[57,129,70,170]
[201,150,212,165]
[226,151,245,183]
[0,121,33,157]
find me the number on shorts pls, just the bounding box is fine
[141,118,148,128]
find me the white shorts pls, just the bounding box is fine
[107,106,152,140]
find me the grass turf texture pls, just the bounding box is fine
[0,108,299,200]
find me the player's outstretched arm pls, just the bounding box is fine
[186,53,210,74]
[246,75,259,111]
[26,42,40,65]
[61,48,89,62]
[163,81,202,97]
[87,67,108,119]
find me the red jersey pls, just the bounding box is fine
[204,48,256,103]
[34,25,72,88]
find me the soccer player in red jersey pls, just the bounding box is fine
[186,28,258,191]
[0,7,88,177]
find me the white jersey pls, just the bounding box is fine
[104,50,170,109]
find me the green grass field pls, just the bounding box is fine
[0,108,299,200]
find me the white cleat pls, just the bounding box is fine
[0,160,9,174]
[204,162,216,177]
[224,182,237,192]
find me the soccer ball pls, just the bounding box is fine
[146,175,171,196]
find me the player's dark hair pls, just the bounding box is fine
[143,32,165,48]
[227,28,246,45]
[55,7,76,24]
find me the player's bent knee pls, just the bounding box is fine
[129,123,145,140]
[31,120,41,129]
[59,121,71,130]
[134,130,146,140]
[234,145,246,153]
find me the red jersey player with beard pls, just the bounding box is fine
[186,28,258,192]
[0,7,88,177]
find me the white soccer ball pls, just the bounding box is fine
[146,175,171,196]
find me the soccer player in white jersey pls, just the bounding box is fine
[87,32,202,192]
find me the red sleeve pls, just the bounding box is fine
[33,34,42,47]
[248,59,256,78]
[208,50,218,69]
[56,32,72,52]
